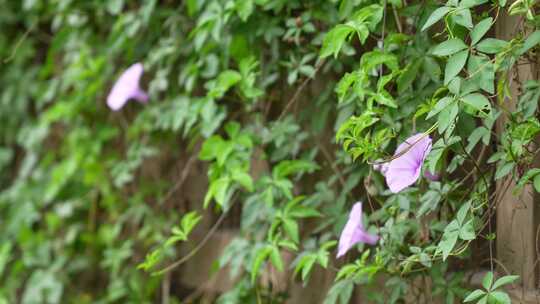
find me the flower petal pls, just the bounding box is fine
[357,230,379,245]
[337,202,379,258]
[107,62,147,111]
[424,170,440,181]
[373,161,389,175]
[385,133,432,193]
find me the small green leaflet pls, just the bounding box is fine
[437,201,475,260]
[422,6,451,31]
[463,290,486,302]
[467,54,495,94]
[518,30,540,55]
[452,8,473,29]
[207,70,242,98]
[165,211,202,246]
[476,38,508,54]
[470,17,493,46]
[438,220,460,261]
[462,93,492,117]
[432,39,468,56]
[235,0,254,21]
[534,175,540,192]
[397,60,421,93]
[492,275,519,290]
[427,96,454,119]
[320,25,355,58]
[438,102,459,133]
[444,50,468,85]
[495,162,514,180]
[459,0,489,8]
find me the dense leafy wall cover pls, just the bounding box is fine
[1,0,539,303]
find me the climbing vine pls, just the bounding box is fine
[0,0,539,303]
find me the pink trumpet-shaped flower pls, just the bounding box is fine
[385,133,432,193]
[107,62,148,111]
[337,202,379,258]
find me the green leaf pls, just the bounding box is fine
[428,96,454,119]
[516,168,540,190]
[518,30,540,55]
[426,137,459,173]
[424,56,442,82]
[495,162,514,180]
[208,70,242,98]
[438,102,459,133]
[453,8,473,29]
[288,206,321,218]
[138,249,162,272]
[476,38,509,54]
[463,289,486,302]
[277,240,298,251]
[377,73,393,92]
[0,243,11,276]
[456,201,471,224]
[460,0,489,8]
[324,280,354,304]
[482,271,494,290]
[106,0,124,15]
[320,25,355,58]
[295,254,317,281]
[373,91,398,108]
[231,169,254,192]
[438,220,460,261]
[459,220,476,240]
[225,121,241,138]
[466,126,489,152]
[299,65,316,78]
[282,218,299,243]
[204,177,231,208]
[448,77,461,95]
[235,0,254,21]
[489,291,511,304]
[444,50,468,85]
[470,18,493,45]
[336,72,358,102]
[186,0,200,16]
[251,246,271,283]
[273,159,319,178]
[321,240,338,252]
[462,93,492,116]
[467,55,495,94]
[534,175,540,192]
[166,211,203,246]
[180,211,202,236]
[351,4,384,31]
[269,246,284,272]
[492,275,519,290]
[360,50,399,71]
[432,39,468,56]
[397,60,421,93]
[422,6,451,31]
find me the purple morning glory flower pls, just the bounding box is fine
[373,161,389,175]
[385,133,432,193]
[424,170,439,181]
[337,202,379,258]
[107,62,148,111]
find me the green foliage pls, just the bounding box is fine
[0,0,538,303]
[463,272,519,304]
[293,240,336,282]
